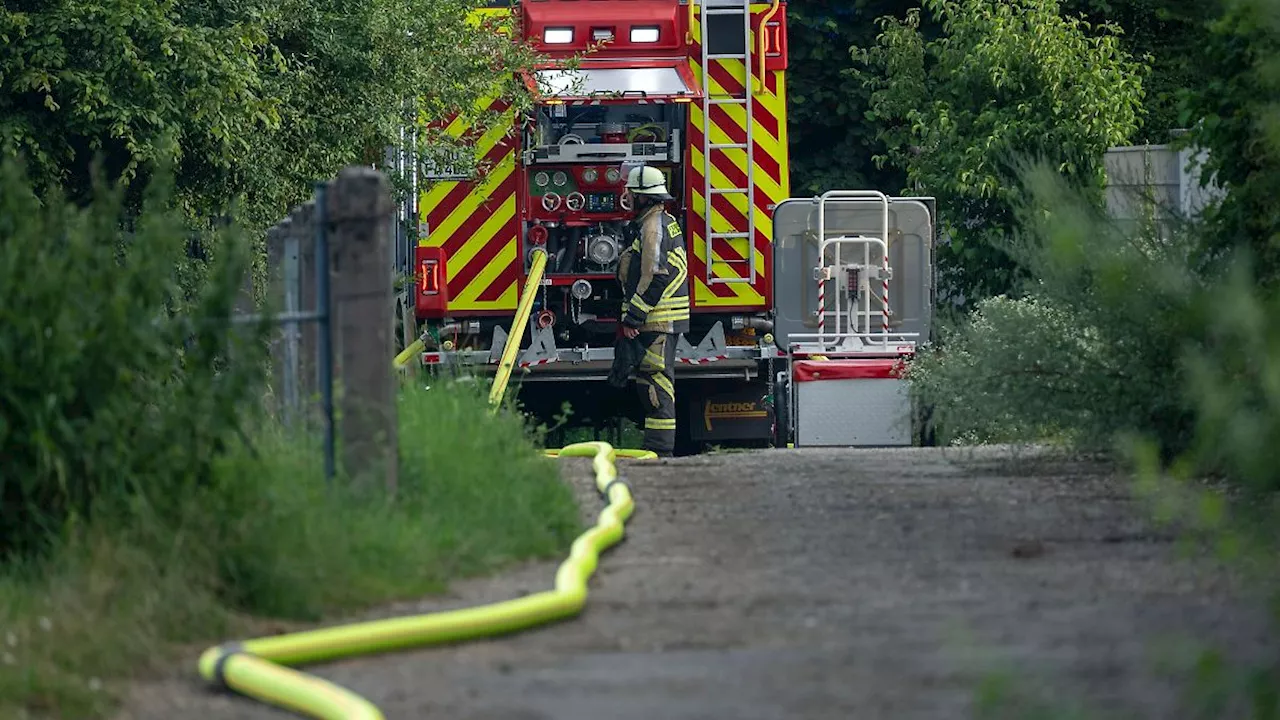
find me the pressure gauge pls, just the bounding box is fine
[605,167,621,184]
[582,167,599,183]
[553,171,568,186]
[534,171,549,187]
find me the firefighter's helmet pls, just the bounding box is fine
[625,164,671,199]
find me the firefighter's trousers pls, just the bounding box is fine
[635,331,677,456]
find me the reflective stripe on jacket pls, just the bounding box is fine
[617,203,690,334]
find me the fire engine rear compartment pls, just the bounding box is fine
[519,98,691,348]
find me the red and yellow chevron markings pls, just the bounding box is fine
[419,99,522,314]
[688,5,791,311]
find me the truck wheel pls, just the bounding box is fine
[674,419,701,457]
[772,379,790,448]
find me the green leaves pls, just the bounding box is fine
[0,155,272,559]
[850,0,1149,306]
[908,159,1206,454]
[1175,0,1280,285]
[786,0,910,195]
[0,0,546,233]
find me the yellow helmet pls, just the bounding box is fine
[624,164,671,199]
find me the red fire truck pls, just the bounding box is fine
[410,0,938,452]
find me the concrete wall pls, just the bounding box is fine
[1102,139,1226,225]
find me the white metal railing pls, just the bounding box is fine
[814,235,887,342]
[814,191,890,347]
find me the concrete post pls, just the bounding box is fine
[327,166,398,493]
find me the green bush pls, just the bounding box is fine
[0,156,270,559]
[908,163,1209,455]
[907,0,1280,479]
[0,381,582,719]
[901,0,1280,711]
[0,157,583,718]
[849,0,1148,306]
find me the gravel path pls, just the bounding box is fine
[118,446,1274,720]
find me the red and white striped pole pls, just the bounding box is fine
[817,271,826,340]
[881,250,890,336]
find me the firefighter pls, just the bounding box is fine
[616,164,690,457]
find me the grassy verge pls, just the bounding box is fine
[0,379,582,719]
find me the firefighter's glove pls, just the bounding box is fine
[608,334,645,388]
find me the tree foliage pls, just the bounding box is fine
[1176,0,1280,282]
[0,0,543,230]
[785,0,1201,200]
[910,0,1280,490]
[848,0,1149,306]
[0,0,272,215]
[784,0,911,195]
[1063,0,1215,141]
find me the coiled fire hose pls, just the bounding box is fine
[198,249,657,719]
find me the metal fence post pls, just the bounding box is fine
[292,201,317,413]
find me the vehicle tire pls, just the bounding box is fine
[772,378,790,448]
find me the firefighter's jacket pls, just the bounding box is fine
[617,203,690,334]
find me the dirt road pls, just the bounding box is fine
[120,446,1274,720]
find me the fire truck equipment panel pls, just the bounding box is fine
[527,103,685,167]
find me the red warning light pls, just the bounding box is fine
[415,246,449,318]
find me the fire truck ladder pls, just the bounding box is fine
[699,0,757,285]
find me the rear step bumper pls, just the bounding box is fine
[418,356,767,382]
[414,321,782,382]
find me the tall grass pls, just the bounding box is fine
[0,378,583,720]
[0,157,583,718]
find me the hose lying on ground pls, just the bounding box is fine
[197,440,653,720]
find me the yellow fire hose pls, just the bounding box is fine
[395,246,546,381]
[395,246,544,403]
[197,440,653,719]
[392,337,424,369]
[196,249,656,718]
[489,247,547,408]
